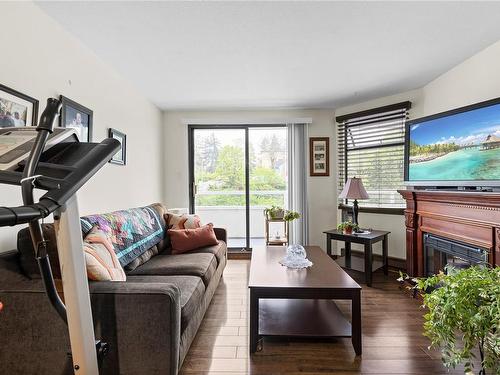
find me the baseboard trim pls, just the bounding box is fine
[227,251,252,260]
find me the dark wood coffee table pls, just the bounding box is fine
[248,246,362,355]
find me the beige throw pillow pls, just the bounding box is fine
[165,213,201,229]
[83,226,126,281]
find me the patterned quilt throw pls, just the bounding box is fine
[81,206,164,267]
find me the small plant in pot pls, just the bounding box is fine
[337,221,359,235]
[264,205,284,220]
[264,206,300,222]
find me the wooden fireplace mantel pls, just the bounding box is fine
[398,189,500,276]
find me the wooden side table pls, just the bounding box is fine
[323,229,390,287]
[265,218,289,246]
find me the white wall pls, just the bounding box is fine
[0,3,163,252]
[423,39,500,115]
[163,109,336,248]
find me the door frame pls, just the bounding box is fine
[188,124,286,251]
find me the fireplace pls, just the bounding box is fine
[398,189,500,276]
[424,233,489,277]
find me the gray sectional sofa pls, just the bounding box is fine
[0,204,227,375]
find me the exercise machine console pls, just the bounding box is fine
[0,98,120,374]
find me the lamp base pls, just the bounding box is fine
[352,199,359,226]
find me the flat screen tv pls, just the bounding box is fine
[404,97,500,187]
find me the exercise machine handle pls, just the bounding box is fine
[0,205,49,226]
[37,97,60,133]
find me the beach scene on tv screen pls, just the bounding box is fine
[409,103,500,181]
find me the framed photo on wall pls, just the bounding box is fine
[108,128,127,165]
[60,95,93,142]
[309,137,329,176]
[0,83,38,127]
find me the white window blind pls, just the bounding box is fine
[337,102,411,209]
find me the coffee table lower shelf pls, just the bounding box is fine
[248,246,362,355]
[259,299,351,337]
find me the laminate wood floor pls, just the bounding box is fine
[180,260,471,375]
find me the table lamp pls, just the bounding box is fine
[338,177,369,227]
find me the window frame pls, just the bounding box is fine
[187,123,288,251]
[336,101,411,215]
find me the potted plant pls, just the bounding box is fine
[264,205,284,220]
[264,206,301,222]
[337,221,358,235]
[416,266,500,375]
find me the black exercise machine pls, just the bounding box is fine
[0,97,120,374]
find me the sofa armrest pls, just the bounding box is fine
[89,281,181,375]
[0,249,19,261]
[213,227,227,243]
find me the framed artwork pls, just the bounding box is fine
[60,95,93,142]
[309,137,329,176]
[0,83,38,127]
[108,128,127,165]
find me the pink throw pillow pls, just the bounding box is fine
[168,223,219,254]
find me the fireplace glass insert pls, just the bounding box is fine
[424,233,488,276]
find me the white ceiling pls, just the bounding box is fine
[37,1,500,110]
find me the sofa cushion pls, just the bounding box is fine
[108,275,205,332]
[17,224,60,279]
[124,245,160,272]
[185,240,227,265]
[127,253,217,286]
[80,205,165,267]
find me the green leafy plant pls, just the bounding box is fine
[283,210,300,222]
[337,221,359,233]
[416,266,500,374]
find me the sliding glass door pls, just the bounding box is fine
[189,125,288,250]
[190,128,246,248]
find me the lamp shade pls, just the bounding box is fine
[338,177,369,200]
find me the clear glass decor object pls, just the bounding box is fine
[279,244,313,269]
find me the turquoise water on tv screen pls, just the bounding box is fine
[409,148,500,181]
